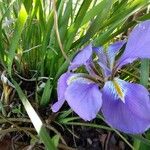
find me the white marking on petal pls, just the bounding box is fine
[112,79,125,103]
[107,78,126,103]
[67,74,94,85]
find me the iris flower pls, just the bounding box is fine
[52,20,150,134]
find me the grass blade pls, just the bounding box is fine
[140,59,149,87]
[133,59,150,150]
[12,79,56,150]
[65,0,92,51]
[40,78,53,106]
[7,4,28,75]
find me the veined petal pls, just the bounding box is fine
[93,46,111,77]
[117,20,150,68]
[102,79,150,134]
[51,72,71,112]
[69,44,92,70]
[93,46,107,65]
[107,41,125,70]
[98,62,111,77]
[66,73,93,85]
[65,78,102,121]
[85,61,98,76]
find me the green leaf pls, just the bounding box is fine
[40,78,53,106]
[7,4,28,75]
[11,79,56,150]
[58,109,73,119]
[59,0,72,43]
[140,59,149,87]
[63,121,112,131]
[65,0,92,51]
[132,135,150,147]
[133,59,150,150]
[81,0,109,26]
[59,117,79,124]
[52,135,60,147]
[81,0,113,45]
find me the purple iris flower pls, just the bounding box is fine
[52,20,150,134]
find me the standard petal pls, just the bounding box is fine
[107,41,125,69]
[85,61,98,77]
[51,72,71,112]
[117,20,150,68]
[69,44,93,70]
[93,46,111,77]
[93,46,107,65]
[65,78,102,121]
[102,79,150,134]
[98,61,111,77]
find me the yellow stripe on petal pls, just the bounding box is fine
[112,79,125,103]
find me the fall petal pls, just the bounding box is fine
[51,72,71,112]
[102,78,150,134]
[65,78,102,121]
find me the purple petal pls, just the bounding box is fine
[51,72,71,112]
[102,78,150,134]
[93,47,111,77]
[69,44,93,70]
[85,61,98,77]
[117,20,150,68]
[107,41,125,69]
[98,62,111,77]
[65,78,102,121]
[93,46,107,65]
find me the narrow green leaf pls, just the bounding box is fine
[59,117,79,124]
[40,11,54,75]
[59,0,72,43]
[12,79,56,150]
[133,51,150,150]
[140,59,149,87]
[63,122,112,131]
[132,135,150,147]
[52,135,60,147]
[81,0,113,44]
[8,4,28,75]
[58,109,73,119]
[81,0,108,26]
[65,0,92,51]
[38,0,46,32]
[133,59,150,150]
[40,78,52,106]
